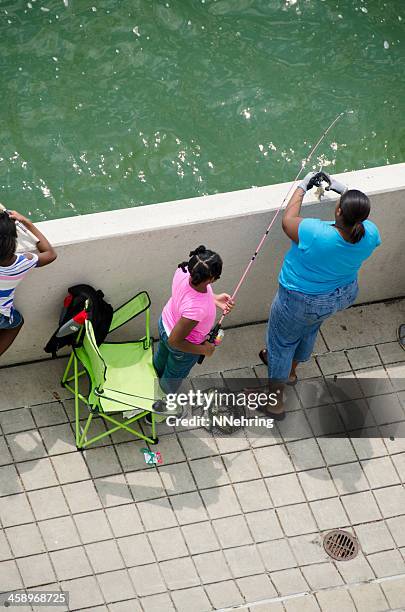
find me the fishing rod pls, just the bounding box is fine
[198,110,352,364]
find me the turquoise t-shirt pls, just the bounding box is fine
[279,218,381,295]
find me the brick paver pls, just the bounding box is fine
[1,300,405,610]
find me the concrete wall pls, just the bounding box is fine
[3,163,405,366]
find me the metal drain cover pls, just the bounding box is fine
[323,529,359,561]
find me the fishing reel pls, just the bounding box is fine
[307,171,332,201]
[197,322,224,365]
[307,171,331,191]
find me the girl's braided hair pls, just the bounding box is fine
[178,245,223,285]
[0,211,17,262]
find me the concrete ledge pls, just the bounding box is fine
[3,162,405,366]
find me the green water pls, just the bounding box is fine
[0,0,404,221]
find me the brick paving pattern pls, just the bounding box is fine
[0,300,405,611]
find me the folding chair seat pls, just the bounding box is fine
[61,291,164,449]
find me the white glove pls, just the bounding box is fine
[298,172,317,192]
[325,175,348,195]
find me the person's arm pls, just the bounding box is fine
[168,317,215,357]
[282,171,322,243]
[8,211,57,267]
[282,187,305,243]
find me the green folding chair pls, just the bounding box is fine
[61,291,165,449]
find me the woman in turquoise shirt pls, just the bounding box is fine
[259,171,381,420]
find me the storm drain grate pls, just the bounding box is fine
[323,529,359,561]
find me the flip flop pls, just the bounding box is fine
[259,349,268,366]
[398,325,405,351]
[258,349,298,386]
[242,386,285,420]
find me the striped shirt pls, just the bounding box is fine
[0,253,39,317]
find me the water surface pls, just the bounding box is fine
[0,0,404,221]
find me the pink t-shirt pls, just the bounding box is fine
[162,268,216,345]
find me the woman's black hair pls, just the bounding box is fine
[178,245,223,285]
[0,211,17,262]
[339,189,371,244]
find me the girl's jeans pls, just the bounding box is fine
[153,317,200,394]
[267,281,358,381]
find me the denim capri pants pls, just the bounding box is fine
[267,281,358,382]
[153,317,200,394]
[0,308,23,330]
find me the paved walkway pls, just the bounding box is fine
[1,300,405,611]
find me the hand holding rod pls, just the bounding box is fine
[197,322,221,364]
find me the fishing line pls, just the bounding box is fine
[221,110,352,321]
[199,110,353,362]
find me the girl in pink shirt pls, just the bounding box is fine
[153,245,233,393]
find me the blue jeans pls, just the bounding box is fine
[267,281,358,381]
[153,317,200,393]
[0,309,23,330]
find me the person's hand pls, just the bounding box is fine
[8,210,31,226]
[214,293,234,315]
[325,175,348,195]
[202,341,215,357]
[299,171,333,193]
[297,172,317,192]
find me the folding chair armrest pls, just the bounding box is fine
[109,291,151,336]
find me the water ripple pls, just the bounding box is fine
[0,0,403,220]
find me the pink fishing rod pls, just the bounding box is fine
[198,111,351,363]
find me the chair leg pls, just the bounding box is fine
[74,355,81,448]
[150,413,159,445]
[77,411,93,450]
[61,350,74,387]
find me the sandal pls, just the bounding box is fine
[258,349,298,386]
[256,403,286,421]
[259,349,268,366]
[242,386,286,421]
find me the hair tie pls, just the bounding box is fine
[189,245,206,257]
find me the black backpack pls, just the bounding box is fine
[44,284,113,358]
